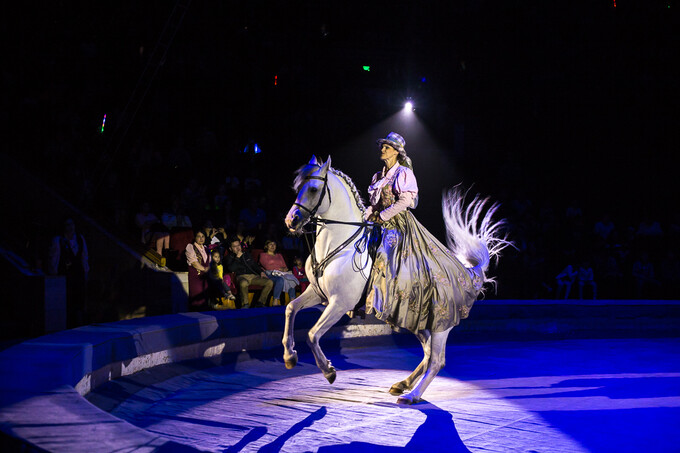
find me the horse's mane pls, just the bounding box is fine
[293,164,366,215]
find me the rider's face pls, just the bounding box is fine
[380,144,399,162]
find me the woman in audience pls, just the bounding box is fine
[185,230,210,310]
[258,240,297,306]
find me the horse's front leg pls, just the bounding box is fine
[282,287,322,369]
[398,327,453,405]
[307,296,350,384]
[389,330,431,395]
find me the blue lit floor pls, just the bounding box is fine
[87,338,680,452]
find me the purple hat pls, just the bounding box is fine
[377,132,405,153]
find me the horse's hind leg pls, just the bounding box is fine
[307,296,350,384]
[283,288,322,369]
[397,327,453,405]
[389,330,431,395]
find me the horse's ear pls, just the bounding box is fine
[309,155,321,166]
[320,155,331,175]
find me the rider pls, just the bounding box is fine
[364,132,482,333]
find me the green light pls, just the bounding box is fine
[362,66,370,71]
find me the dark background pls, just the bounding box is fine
[1,0,678,299]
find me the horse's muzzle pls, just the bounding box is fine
[285,208,306,233]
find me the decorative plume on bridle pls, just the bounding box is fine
[442,186,514,290]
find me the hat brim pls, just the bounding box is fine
[376,139,404,153]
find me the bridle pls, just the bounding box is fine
[293,170,374,300]
[294,174,330,218]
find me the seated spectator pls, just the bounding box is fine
[292,256,309,293]
[135,201,170,255]
[203,220,228,253]
[238,197,266,232]
[186,230,210,310]
[214,183,230,210]
[232,220,255,251]
[258,221,282,249]
[658,251,680,299]
[577,260,597,299]
[632,252,660,298]
[601,253,624,298]
[637,216,663,237]
[555,264,577,299]
[164,199,194,269]
[259,240,297,306]
[207,249,236,309]
[282,234,305,257]
[48,218,90,328]
[225,238,273,309]
[594,214,615,241]
[213,184,234,231]
[162,198,193,230]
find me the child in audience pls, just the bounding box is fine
[292,256,309,293]
[207,249,236,309]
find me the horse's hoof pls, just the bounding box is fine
[324,367,336,384]
[397,394,421,405]
[284,352,298,369]
[389,383,406,395]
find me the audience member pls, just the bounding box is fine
[47,218,90,327]
[225,238,273,308]
[232,220,255,251]
[213,183,234,231]
[238,197,266,232]
[259,240,297,306]
[259,222,282,249]
[601,252,624,298]
[631,252,660,298]
[282,234,306,258]
[292,256,309,293]
[181,178,206,226]
[162,198,193,229]
[637,216,663,237]
[185,230,210,310]
[593,214,615,241]
[577,260,597,299]
[658,251,680,299]
[135,201,170,255]
[555,264,577,299]
[207,249,236,309]
[203,220,228,253]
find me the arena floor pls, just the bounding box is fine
[86,337,680,452]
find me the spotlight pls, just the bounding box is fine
[404,101,414,112]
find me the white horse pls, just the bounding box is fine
[283,155,509,404]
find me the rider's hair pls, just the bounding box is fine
[398,153,413,170]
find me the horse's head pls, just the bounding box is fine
[285,155,332,233]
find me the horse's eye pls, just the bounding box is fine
[309,187,319,193]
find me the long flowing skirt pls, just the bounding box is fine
[366,210,483,333]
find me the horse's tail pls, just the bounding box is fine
[442,187,513,291]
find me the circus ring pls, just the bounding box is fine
[1,301,679,452]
